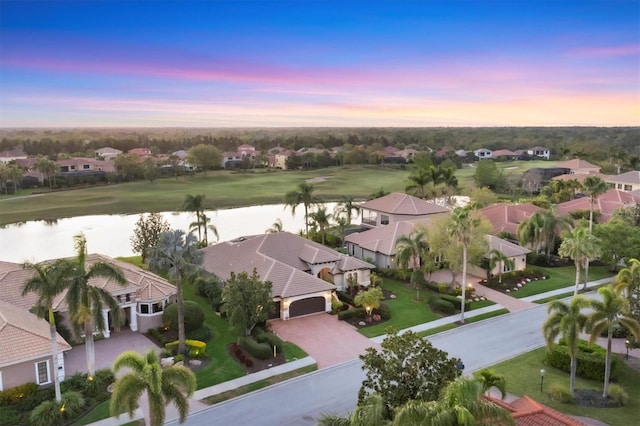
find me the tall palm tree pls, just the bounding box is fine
[284,182,320,236]
[199,212,219,246]
[35,156,56,188]
[182,193,206,242]
[395,229,429,300]
[148,230,202,355]
[558,225,602,295]
[583,176,608,284]
[405,169,432,199]
[542,296,589,397]
[448,208,480,323]
[308,206,333,245]
[22,260,70,402]
[393,377,514,426]
[517,212,545,254]
[539,208,573,258]
[336,195,360,224]
[473,369,507,399]
[614,258,640,325]
[110,350,196,426]
[439,166,459,206]
[65,233,127,377]
[585,285,640,397]
[488,249,514,284]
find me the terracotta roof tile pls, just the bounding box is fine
[359,192,450,216]
[476,203,542,235]
[556,189,640,223]
[606,170,640,185]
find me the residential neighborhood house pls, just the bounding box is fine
[475,203,542,239]
[605,170,640,193]
[556,189,640,224]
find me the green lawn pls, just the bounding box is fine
[0,165,410,225]
[358,279,495,338]
[509,265,614,299]
[416,309,509,338]
[71,400,116,426]
[491,347,640,426]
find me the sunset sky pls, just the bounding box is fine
[1,1,638,127]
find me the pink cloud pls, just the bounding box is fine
[568,44,640,57]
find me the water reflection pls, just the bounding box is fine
[0,203,338,263]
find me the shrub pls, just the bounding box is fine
[429,297,455,314]
[186,325,213,342]
[547,383,573,403]
[338,307,365,321]
[255,332,284,352]
[165,339,207,356]
[94,368,115,388]
[607,384,629,406]
[440,294,471,311]
[331,298,344,314]
[174,354,185,363]
[195,276,223,309]
[29,400,63,426]
[374,302,391,320]
[240,336,273,360]
[60,391,86,417]
[437,283,449,294]
[0,382,39,406]
[0,406,19,425]
[336,291,354,306]
[545,342,617,381]
[162,301,205,332]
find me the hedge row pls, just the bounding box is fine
[545,344,617,381]
[336,291,354,306]
[338,307,365,321]
[148,327,173,346]
[430,297,455,314]
[255,332,283,352]
[240,336,273,360]
[439,294,471,311]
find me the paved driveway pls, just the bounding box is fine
[270,313,379,369]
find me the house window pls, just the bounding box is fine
[502,262,512,273]
[83,164,90,169]
[139,301,164,315]
[152,302,163,313]
[35,360,50,385]
[380,215,389,225]
[140,304,150,314]
[624,185,632,191]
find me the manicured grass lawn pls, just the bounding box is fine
[509,265,614,299]
[491,347,639,426]
[358,279,495,338]
[71,400,122,426]
[0,165,410,225]
[416,309,509,338]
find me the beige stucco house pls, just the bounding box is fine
[358,192,450,228]
[486,235,530,277]
[606,170,640,193]
[200,232,374,320]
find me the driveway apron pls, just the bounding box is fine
[270,314,379,369]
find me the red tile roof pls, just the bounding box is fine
[556,189,640,223]
[359,192,450,216]
[476,203,542,235]
[490,395,586,426]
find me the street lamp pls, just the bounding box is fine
[626,339,630,360]
[539,369,545,392]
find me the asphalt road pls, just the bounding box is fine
[168,302,553,426]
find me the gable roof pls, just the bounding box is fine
[486,235,530,258]
[0,254,176,311]
[489,395,586,426]
[0,299,71,367]
[556,159,600,171]
[556,189,640,223]
[359,192,450,216]
[607,170,640,185]
[345,219,428,256]
[200,232,373,298]
[476,203,542,235]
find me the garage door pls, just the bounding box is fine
[289,297,325,318]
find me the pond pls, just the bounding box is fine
[0,203,340,263]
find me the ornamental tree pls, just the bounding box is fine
[358,329,461,412]
[221,269,274,336]
[130,213,170,263]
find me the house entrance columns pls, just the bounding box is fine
[129,305,138,331]
[101,308,111,338]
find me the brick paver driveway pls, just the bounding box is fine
[270,313,379,369]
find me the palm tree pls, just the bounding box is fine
[488,249,514,284]
[336,195,360,224]
[7,164,23,194]
[448,208,480,323]
[309,206,333,245]
[35,156,56,188]
[266,218,283,233]
[318,393,390,426]
[148,230,202,355]
[22,260,70,402]
[182,193,206,242]
[585,285,640,397]
[200,212,219,246]
[110,350,196,426]
[65,233,127,377]
[615,258,640,325]
[517,212,545,254]
[393,377,514,426]
[542,296,589,397]
[473,369,507,399]
[395,229,429,300]
[405,169,432,199]
[284,182,321,236]
[558,225,602,295]
[583,176,608,284]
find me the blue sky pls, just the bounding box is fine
[1,1,638,127]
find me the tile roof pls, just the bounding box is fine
[490,395,587,426]
[359,192,450,216]
[551,172,610,184]
[200,232,374,298]
[0,254,176,311]
[492,149,516,156]
[556,159,600,171]
[0,299,71,367]
[345,219,429,256]
[486,235,530,257]
[606,170,640,185]
[476,203,542,235]
[556,189,640,223]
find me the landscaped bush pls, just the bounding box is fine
[255,332,284,352]
[29,391,86,426]
[0,382,39,406]
[430,297,455,314]
[374,302,391,320]
[545,341,617,381]
[239,336,273,360]
[547,383,573,403]
[336,290,354,306]
[187,325,213,342]
[439,294,471,311]
[165,339,207,357]
[376,268,410,281]
[607,384,629,406]
[163,301,205,332]
[330,297,344,314]
[195,276,223,310]
[338,307,365,321]
[0,406,20,426]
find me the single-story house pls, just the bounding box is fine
[485,234,530,276]
[0,299,72,391]
[556,189,640,223]
[0,150,28,164]
[94,147,122,160]
[475,203,542,237]
[0,254,178,339]
[199,232,375,320]
[358,192,450,228]
[556,159,601,175]
[606,170,640,193]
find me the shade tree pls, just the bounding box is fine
[221,269,274,336]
